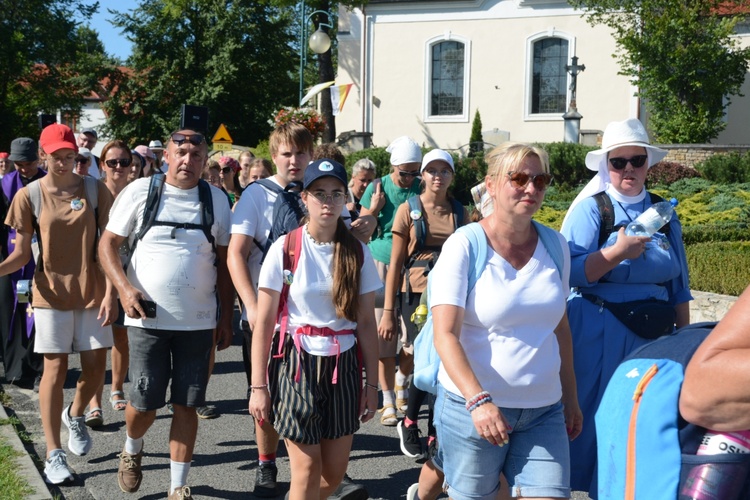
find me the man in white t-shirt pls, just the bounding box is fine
[228,123,374,499]
[99,129,234,499]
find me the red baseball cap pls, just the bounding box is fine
[39,124,78,154]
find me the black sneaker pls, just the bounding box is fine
[329,474,368,500]
[253,462,280,498]
[426,437,438,461]
[33,375,41,393]
[397,420,423,458]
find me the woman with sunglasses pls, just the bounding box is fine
[560,118,691,496]
[249,159,380,500]
[429,142,581,500]
[85,140,134,427]
[380,149,468,459]
[359,136,423,427]
[217,156,243,206]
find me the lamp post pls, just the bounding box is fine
[299,0,333,105]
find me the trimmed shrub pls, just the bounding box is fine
[647,161,702,186]
[536,142,597,191]
[694,152,750,183]
[686,241,750,296]
[345,147,392,177]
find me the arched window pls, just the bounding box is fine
[425,34,470,122]
[525,31,574,119]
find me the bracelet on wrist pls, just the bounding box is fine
[250,384,268,390]
[365,383,378,391]
[465,391,491,411]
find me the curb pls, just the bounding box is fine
[0,402,52,499]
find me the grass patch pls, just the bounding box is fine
[0,426,34,498]
[686,241,750,296]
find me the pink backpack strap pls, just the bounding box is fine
[273,226,304,359]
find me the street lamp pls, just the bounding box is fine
[299,1,333,104]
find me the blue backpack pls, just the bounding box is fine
[596,322,750,500]
[413,221,565,394]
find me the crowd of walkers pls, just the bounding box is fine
[0,115,726,500]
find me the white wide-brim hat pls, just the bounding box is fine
[585,118,667,172]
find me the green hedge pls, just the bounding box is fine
[695,152,750,183]
[686,241,750,296]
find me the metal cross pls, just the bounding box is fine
[566,56,586,110]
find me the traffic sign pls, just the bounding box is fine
[212,124,233,144]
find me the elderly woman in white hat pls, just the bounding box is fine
[359,136,423,426]
[561,118,692,495]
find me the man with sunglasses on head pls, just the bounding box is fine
[559,118,692,496]
[76,128,101,179]
[98,129,234,499]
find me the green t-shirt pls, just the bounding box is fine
[360,174,421,264]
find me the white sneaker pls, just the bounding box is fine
[44,449,74,484]
[62,404,93,456]
[406,482,419,500]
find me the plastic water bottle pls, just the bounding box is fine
[680,430,750,500]
[411,304,428,330]
[625,200,676,237]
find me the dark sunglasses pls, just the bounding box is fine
[105,158,132,168]
[170,132,205,147]
[609,155,648,170]
[397,168,420,178]
[221,167,233,174]
[507,171,553,191]
[75,157,90,164]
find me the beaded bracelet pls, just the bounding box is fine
[250,384,268,391]
[467,395,493,413]
[465,391,491,411]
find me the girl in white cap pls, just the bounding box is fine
[561,118,692,495]
[359,136,423,426]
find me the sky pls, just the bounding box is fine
[89,0,139,61]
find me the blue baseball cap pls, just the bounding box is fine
[303,158,348,190]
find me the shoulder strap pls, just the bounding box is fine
[533,220,564,280]
[274,226,305,360]
[594,191,615,248]
[197,179,215,247]
[407,195,426,250]
[255,178,284,195]
[123,174,165,270]
[451,198,464,230]
[82,176,100,262]
[27,180,42,223]
[455,223,488,292]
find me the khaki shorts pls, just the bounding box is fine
[374,259,407,359]
[34,307,113,354]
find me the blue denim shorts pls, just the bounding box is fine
[434,385,571,500]
[127,327,213,411]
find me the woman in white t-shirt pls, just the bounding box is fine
[249,159,380,499]
[431,143,583,500]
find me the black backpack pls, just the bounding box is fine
[253,178,307,263]
[402,195,464,302]
[594,191,671,248]
[123,174,215,270]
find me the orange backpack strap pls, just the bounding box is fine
[273,226,304,359]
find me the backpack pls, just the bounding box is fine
[27,175,100,264]
[402,195,464,302]
[594,191,671,248]
[123,174,215,270]
[596,322,750,500]
[253,178,307,263]
[412,221,565,394]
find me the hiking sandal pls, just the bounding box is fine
[85,407,104,428]
[379,404,398,426]
[110,391,128,411]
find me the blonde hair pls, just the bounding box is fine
[486,142,549,181]
[269,123,313,156]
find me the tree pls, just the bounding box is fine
[0,0,112,146]
[104,0,299,147]
[572,0,750,143]
[469,109,483,157]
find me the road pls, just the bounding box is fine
[1,325,592,499]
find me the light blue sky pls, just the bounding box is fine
[89,0,137,61]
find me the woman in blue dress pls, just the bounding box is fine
[560,118,692,496]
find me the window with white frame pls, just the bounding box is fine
[530,36,570,115]
[425,34,470,122]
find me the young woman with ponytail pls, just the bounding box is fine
[249,159,380,500]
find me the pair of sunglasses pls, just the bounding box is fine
[609,155,648,170]
[507,171,553,191]
[171,132,205,147]
[397,168,420,178]
[221,166,234,174]
[105,158,132,168]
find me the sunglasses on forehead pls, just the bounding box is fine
[609,155,648,170]
[170,132,205,147]
[507,171,553,191]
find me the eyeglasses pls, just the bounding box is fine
[105,158,132,168]
[507,171,553,191]
[609,155,648,170]
[423,168,453,177]
[308,191,346,206]
[397,168,421,179]
[170,133,205,147]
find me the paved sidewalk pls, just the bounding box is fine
[1,328,592,499]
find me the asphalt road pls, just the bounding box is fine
[2,325,592,500]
